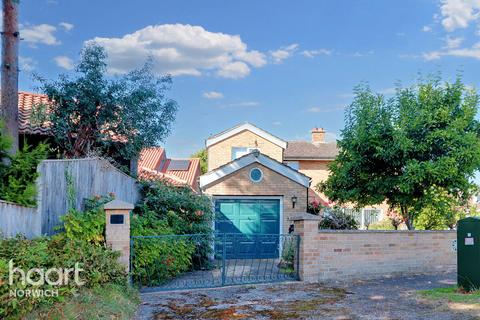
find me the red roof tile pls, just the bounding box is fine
[138,147,200,192]
[17,91,51,135]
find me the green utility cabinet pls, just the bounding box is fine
[457,217,480,291]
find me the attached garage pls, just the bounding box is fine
[215,198,281,258]
[200,152,311,259]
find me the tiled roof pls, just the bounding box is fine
[138,147,201,191]
[284,141,339,160]
[200,151,311,189]
[18,91,51,135]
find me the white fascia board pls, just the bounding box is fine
[205,123,287,149]
[199,153,310,189]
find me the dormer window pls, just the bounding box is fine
[231,147,259,160]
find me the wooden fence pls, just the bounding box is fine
[1,158,140,238]
[0,200,41,238]
[37,158,140,235]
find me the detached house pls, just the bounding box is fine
[200,123,385,255]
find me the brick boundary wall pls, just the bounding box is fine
[291,214,457,282]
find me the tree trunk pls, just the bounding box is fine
[1,0,19,155]
[401,205,414,230]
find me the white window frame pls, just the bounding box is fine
[249,167,264,183]
[231,147,259,161]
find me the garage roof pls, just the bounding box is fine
[199,151,311,189]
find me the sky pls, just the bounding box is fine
[16,0,480,159]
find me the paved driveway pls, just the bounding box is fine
[136,273,477,319]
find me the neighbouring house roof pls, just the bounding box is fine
[18,91,51,135]
[199,151,311,189]
[16,91,128,143]
[138,147,201,191]
[206,122,288,149]
[284,141,339,160]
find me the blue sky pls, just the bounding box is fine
[17,0,480,158]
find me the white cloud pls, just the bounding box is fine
[422,25,433,32]
[59,22,74,32]
[216,61,250,79]
[87,24,267,79]
[306,106,344,113]
[269,44,298,64]
[202,91,223,99]
[273,121,282,126]
[423,51,442,60]
[440,0,480,32]
[21,24,59,45]
[54,55,74,70]
[301,49,332,58]
[444,35,464,48]
[352,50,374,57]
[423,42,480,60]
[221,101,260,108]
[19,56,36,72]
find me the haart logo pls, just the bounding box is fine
[8,260,85,298]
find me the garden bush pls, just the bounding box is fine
[307,199,323,215]
[0,196,126,319]
[0,122,48,206]
[0,235,126,319]
[135,180,213,235]
[368,218,396,230]
[132,180,215,282]
[130,211,197,286]
[319,207,359,230]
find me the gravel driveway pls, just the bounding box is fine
[136,273,477,319]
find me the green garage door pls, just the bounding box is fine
[215,199,280,259]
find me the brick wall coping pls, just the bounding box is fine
[289,213,321,221]
[317,229,455,234]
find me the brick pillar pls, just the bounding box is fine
[104,199,134,271]
[291,213,321,282]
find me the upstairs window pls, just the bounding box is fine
[231,147,259,160]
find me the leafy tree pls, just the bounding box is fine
[34,43,178,160]
[318,76,480,229]
[191,149,208,174]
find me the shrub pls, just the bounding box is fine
[0,195,126,319]
[319,207,359,230]
[307,199,323,215]
[0,142,48,206]
[368,218,396,230]
[135,180,213,235]
[130,212,196,286]
[60,194,114,244]
[0,235,127,319]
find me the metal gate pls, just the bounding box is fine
[130,233,300,292]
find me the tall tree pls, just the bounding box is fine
[35,43,178,161]
[1,0,20,155]
[318,77,480,229]
[191,149,208,174]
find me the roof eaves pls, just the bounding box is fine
[205,123,288,149]
[199,152,311,189]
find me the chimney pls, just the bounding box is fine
[311,128,325,143]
